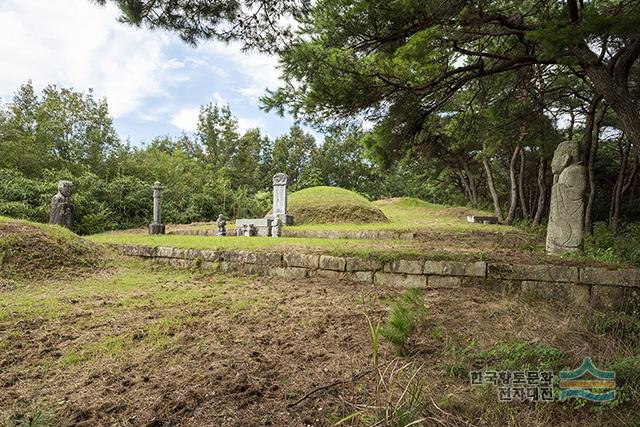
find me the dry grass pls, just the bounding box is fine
[1,255,638,426]
[0,216,107,280]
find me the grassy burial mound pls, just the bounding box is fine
[287,186,388,224]
[0,216,105,279]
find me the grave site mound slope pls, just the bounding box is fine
[0,216,105,279]
[285,186,388,224]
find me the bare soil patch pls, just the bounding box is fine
[1,257,637,426]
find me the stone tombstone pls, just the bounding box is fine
[546,141,587,254]
[50,180,75,229]
[272,173,294,225]
[216,214,227,237]
[148,181,166,235]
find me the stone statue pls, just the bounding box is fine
[546,141,587,254]
[50,180,74,229]
[216,214,227,236]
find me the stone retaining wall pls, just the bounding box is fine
[119,245,640,311]
[169,228,416,240]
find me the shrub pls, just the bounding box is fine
[584,222,640,266]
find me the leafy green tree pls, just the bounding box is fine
[228,128,269,191]
[196,103,239,172]
[271,125,317,189]
[264,0,640,151]
[93,0,304,51]
[0,81,119,176]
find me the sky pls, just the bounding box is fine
[0,0,312,145]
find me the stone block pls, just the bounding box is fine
[218,261,239,273]
[319,255,347,271]
[423,260,486,277]
[350,271,374,284]
[314,269,347,280]
[283,253,320,269]
[374,272,427,288]
[579,267,638,287]
[570,285,591,306]
[269,266,309,279]
[239,263,270,276]
[254,252,282,265]
[488,263,578,283]
[521,281,570,301]
[201,261,221,271]
[345,257,384,272]
[384,259,423,275]
[427,276,462,288]
[591,285,639,311]
[155,246,173,258]
[223,250,258,263]
[467,278,522,296]
[163,258,190,268]
[199,250,222,262]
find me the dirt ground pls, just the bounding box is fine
[1,256,638,426]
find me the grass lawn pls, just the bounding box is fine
[2,254,638,426]
[88,228,561,264]
[185,197,513,233]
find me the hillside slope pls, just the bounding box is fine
[0,216,105,279]
[286,186,388,224]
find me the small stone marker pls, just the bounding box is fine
[546,141,586,254]
[148,181,166,235]
[50,180,74,229]
[466,215,498,224]
[216,214,226,236]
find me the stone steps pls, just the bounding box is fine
[117,244,639,311]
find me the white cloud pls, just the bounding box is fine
[170,107,200,132]
[0,0,181,118]
[211,91,228,106]
[211,65,230,78]
[204,42,282,104]
[238,117,264,134]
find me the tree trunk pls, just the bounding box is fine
[585,63,640,152]
[610,136,631,234]
[567,109,576,141]
[518,148,530,219]
[457,169,472,203]
[532,154,547,226]
[461,158,478,208]
[482,157,503,222]
[505,145,521,225]
[583,98,604,235]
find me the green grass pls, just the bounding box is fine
[188,196,518,233]
[286,186,388,224]
[86,233,491,263]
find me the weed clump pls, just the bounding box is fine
[381,288,426,354]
